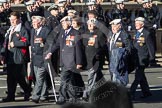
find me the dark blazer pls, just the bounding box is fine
[82,28,106,69]
[1,25,30,64]
[51,27,83,71]
[30,26,51,67]
[107,30,132,53]
[133,28,154,66]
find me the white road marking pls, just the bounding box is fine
[0,82,161,90]
[157,77,162,79]
[0,78,6,80]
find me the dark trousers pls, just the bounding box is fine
[130,66,151,96]
[149,29,156,63]
[32,66,48,100]
[58,68,77,101]
[83,68,104,99]
[6,64,30,98]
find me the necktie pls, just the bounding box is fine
[63,31,68,46]
[9,27,15,43]
[110,34,116,50]
[64,31,68,39]
[34,30,37,36]
[136,31,140,39]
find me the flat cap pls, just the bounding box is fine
[60,16,71,22]
[109,19,121,25]
[135,17,145,22]
[48,4,58,11]
[87,18,97,25]
[32,15,43,20]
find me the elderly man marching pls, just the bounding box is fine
[82,18,106,101]
[130,17,152,99]
[45,16,83,105]
[30,15,51,103]
[108,19,132,86]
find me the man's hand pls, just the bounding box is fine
[10,42,14,48]
[76,65,82,69]
[45,53,52,60]
[0,56,5,65]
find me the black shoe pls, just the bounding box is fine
[24,93,31,101]
[69,98,77,103]
[39,98,49,103]
[16,91,24,96]
[149,63,161,67]
[2,97,15,102]
[82,97,89,102]
[32,99,39,103]
[140,93,152,98]
[130,94,136,100]
[56,100,66,105]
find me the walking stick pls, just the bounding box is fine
[47,62,58,102]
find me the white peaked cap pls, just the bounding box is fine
[87,18,97,24]
[58,0,66,3]
[109,19,121,25]
[68,9,77,14]
[60,16,71,22]
[57,3,64,7]
[48,4,58,11]
[115,0,124,4]
[87,2,96,5]
[142,0,149,3]
[25,0,36,6]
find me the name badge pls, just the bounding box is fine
[115,42,123,48]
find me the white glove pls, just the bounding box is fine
[128,26,131,31]
[153,24,157,29]
[45,53,52,60]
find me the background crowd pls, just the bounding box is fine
[0,0,161,107]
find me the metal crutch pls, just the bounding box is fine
[47,62,58,102]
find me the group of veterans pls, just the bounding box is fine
[0,0,160,105]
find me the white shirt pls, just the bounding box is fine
[36,27,42,35]
[65,27,72,35]
[137,28,143,33]
[8,23,23,43]
[110,31,121,50]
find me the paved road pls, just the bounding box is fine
[0,56,162,108]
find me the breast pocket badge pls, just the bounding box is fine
[115,42,123,48]
[88,37,95,46]
[66,35,74,46]
[137,37,145,47]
